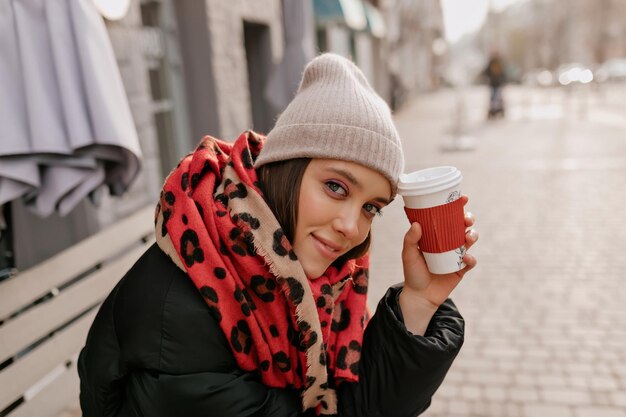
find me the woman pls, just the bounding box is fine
[78,53,478,416]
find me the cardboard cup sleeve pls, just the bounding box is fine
[404,198,466,253]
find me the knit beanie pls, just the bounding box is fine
[255,53,404,192]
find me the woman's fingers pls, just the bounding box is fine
[402,222,422,261]
[465,228,479,250]
[403,222,422,245]
[463,252,477,269]
[463,204,478,251]
[455,253,477,278]
[402,222,431,279]
[464,211,474,227]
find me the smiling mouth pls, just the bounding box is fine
[312,234,343,259]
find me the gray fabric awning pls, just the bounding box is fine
[0,0,141,217]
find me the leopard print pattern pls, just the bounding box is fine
[155,131,369,415]
[218,163,336,411]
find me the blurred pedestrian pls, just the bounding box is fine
[78,53,479,416]
[483,51,507,119]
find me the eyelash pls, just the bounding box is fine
[324,181,383,218]
[325,180,347,196]
[364,203,383,217]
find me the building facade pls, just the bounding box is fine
[314,0,444,109]
[3,0,445,271]
[2,0,287,271]
[479,0,626,75]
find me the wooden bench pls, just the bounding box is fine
[0,205,155,417]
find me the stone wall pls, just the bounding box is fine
[204,0,283,139]
[97,0,284,226]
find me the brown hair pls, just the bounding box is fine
[257,158,371,265]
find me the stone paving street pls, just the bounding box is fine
[368,84,626,417]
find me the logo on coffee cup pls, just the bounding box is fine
[455,245,466,269]
[446,191,461,203]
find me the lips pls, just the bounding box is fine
[312,234,344,260]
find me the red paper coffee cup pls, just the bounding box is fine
[398,166,466,274]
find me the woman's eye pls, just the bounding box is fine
[326,181,347,196]
[363,203,382,217]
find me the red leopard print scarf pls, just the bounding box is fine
[155,131,369,415]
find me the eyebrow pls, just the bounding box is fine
[325,167,391,205]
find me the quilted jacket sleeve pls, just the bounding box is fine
[336,284,465,417]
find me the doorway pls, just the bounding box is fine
[243,21,273,134]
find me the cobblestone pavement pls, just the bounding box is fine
[368,84,626,417]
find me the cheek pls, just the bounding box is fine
[356,218,372,243]
[296,189,315,229]
[297,187,328,227]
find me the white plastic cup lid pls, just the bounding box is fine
[397,166,462,196]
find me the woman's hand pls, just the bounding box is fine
[398,195,478,335]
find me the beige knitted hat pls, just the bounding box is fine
[255,53,404,191]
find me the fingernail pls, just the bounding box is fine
[468,229,478,239]
[465,211,474,220]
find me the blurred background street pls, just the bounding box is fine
[2,0,626,416]
[369,83,626,417]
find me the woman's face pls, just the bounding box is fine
[293,159,392,278]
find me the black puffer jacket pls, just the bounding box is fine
[78,244,464,416]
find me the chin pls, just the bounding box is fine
[302,262,330,279]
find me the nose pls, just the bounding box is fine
[332,205,361,241]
